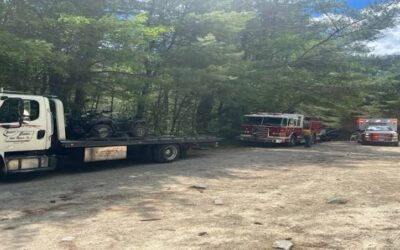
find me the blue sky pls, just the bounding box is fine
[346,0,400,56]
[347,0,373,10]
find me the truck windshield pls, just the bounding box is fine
[0,98,21,123]
[366,126,392,131]
[244,116,263,125]
[262,117,283,126]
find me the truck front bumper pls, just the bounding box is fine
[362,140,398,146]
[3,155,57,174]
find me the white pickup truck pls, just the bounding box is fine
[0,91,218,176]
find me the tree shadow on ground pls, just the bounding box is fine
[0,142,399,248]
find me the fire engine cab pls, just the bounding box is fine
[238,113,321,146]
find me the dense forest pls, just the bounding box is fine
[1,0,399,137]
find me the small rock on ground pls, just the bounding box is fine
[190,184,207,190]
[214,199,224,205]
[327,197,348,205]
[273,240,293,250]
[61,236,75,242]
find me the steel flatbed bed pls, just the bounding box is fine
[60,136,219,148]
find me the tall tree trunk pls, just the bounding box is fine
[161,89,169,132]
[136,83,150,118]
[196,94,214,133]
[72,85,85,116]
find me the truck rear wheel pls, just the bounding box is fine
[154,144,180,163]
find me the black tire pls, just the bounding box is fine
[0,159,7,181]
[287,135,297,147]
[154,144,180,163]
[89,124,113,139]
[130,123,147,138]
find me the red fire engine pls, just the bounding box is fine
[237,113,321,146]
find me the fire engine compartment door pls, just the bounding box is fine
[84,146,127,162]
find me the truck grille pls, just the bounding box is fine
[371,133,393,141]
[253,126,268,137]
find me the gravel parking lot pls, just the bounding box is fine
[1,142,400,250]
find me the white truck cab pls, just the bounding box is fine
[0,91,63,173]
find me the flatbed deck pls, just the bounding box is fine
[60,136,220,148]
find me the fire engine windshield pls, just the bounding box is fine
[244,116,263,125]
[262,117,284,126]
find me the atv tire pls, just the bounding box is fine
[89,124,113,139]
[130,123,147,138]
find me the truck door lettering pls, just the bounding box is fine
[4,130,34,142]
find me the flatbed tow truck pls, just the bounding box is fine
[0,91,219,176]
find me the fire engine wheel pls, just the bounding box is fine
[154,144,180,163]
[288,135,297,147]
[89,124,113,139]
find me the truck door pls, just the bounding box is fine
[0,96,51,153]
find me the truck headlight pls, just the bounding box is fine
[7,160,19,171]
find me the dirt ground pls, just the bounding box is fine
[1,142,400,250]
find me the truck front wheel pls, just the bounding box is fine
[287,135,297,147]
[0,158,6,180]
[154,144,180,163]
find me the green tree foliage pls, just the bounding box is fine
[0,0,399,136]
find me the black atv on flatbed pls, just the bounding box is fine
[67,111,147,139]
